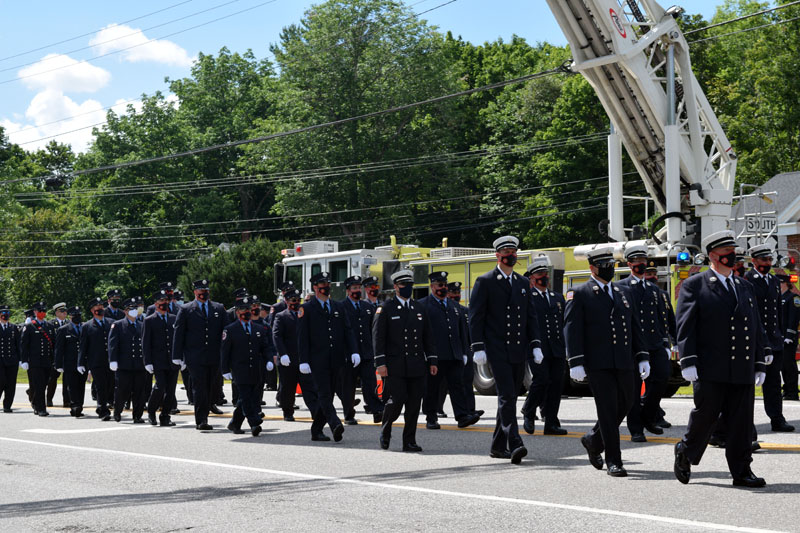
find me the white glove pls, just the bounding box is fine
[57,368,64,373]
[569,365,587,382]
[765,354,774,365]
[299,363,311,374]
[462,355,468,365]
[171,359,182,366]
[145,364,154,374]
[681,366,698,382]
[20,362,29,371]
[223,373,232,380]
[755,371,766,387]
[473,350,487,365]
[785,338,794,345]
[181,362,186,371]
[109,361,118,372]
[351,353,361,367]
[266,361,274,371]
[280,355,290,366]
[77,366,86,374]
[639,360,651,379]
[665,348,672,358]
[532,347,544,365]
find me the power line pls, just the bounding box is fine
[688,13,800,44]
[0,0,195,63]
[0,246,211,260]
[0,257,197,271]
[684,0,800,35]
[0,0,283,87]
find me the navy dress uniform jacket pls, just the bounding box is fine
[676,269,769,384]
[220,321,271,386]
[0,323,20,366]
[142,312,177,370]
[172,300,227,366]
[54,323,81,371]
[20,320,56,368]
[564,279,649,370]
[272,308,299,360]
[105,306,125,321]
[658,288,677,346]
[744,270,784,350]
[468,267,541,363]
[781,290,800,348]
[108,319,144,371]
[418,295,468,361]
[372,297,437,378]
[297,296,356,371]
[341,298,376,360]
[145,301,181,317]
[79,318,113,369]
[616,276,665,351]
[531,288,566,359]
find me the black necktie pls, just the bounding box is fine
[355,302,360,312]
[162,314,167,326]
[324,302,330,315]
[245,323,251,335]
[202,303,208,317]
[440,299,447,312]
[726,278,738,306]
[604,285,612,301]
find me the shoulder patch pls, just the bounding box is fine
[794,296,800,308]
[376,306,382,314]
[222,330,227,340]
[298,307,304,318]
[566,291,574,301]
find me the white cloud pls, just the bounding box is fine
[18,54,111,93]
[90,24,194,67]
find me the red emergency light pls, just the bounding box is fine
[791,274,799,283]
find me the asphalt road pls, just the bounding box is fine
[1,384,799,532]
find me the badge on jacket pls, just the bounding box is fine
[794,296,800,308]
[298,308,304,318]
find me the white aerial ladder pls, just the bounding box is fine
[545,0,736,250]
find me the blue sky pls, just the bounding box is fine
[0,0,723,153]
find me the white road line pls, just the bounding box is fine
[0,436,785,533]
[22,427,136,434]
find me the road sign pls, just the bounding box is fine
[747,236,778,251]
[745,215,777,234]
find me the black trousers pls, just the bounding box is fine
[585,369,635,466]
[46,367,69,406]
[214,371,225,404]
[0,363,18,409]
[683,380,755,478]
[187,364,219,425]
[423,359,470,422]
[783,344,798,399]
[341,360,382,419]
[522,356,566,427]
[277,364,326,433]
[763,348,786,425]
[148,367,179,420]
[313,367,343,431]
[231,383,262,429]
[381,374,425,445]
[90,366,114,417]
[627,348,670,433]
[64,368,87,412]
[181,368,193,403]
[463,356,476,412]
[487,357,525,452]
[28,366,50,413]
[114,369,148,419]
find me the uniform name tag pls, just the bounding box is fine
[391,316,400,320]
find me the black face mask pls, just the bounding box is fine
[239,311,251,321]
[350,291,362,300]
[109,300,120,308]
[93,309,105,318]
[717,251,736,267]
[397,285,413,299]
[288,302,300,311]
[756,264,771,275]
[450,294,461,303]
[500,254,518,267]
[368,289,379,298]
[534,276,549,288]
[434,287,448,298]
[597,265,615,283]
[734,266,746,277]
[157,302,169,312]
[631,263,646,275]
[318,286,331,297]
[196,291,209,302]
[71,315,82,324]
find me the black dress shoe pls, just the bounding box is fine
[644,423,664,435]
[380,434,390,450]
[251,425,262,437]
[259,412,266,419]
[170,408,180,415]
[101,414,112,422]
[364,406,373,414]
[33,410,39,416]
[656,419,672,429]
[543,426,568,435]
[771,421,795,432]
[426,420,441,430]
[489,449,511,459]
[751,441,761,452]
[38,411,50,417]
[219,399,228,405]
[311,433,331,442]
[523,417,535,435]
[473,410,485,417]
[733,471,766,488]
[674,441,691,484]
[209,406,223,415]
[132,417,145,424]
[332,424,344,442]
[47,401,53,408]
[708,435,726,448]
[403,442,423,452]
[631,433,647,443]
[457,413,480,428]
[373,412,383,424]
[196,423,213,431]
[148,414,158,426]
[580,435,604,470]
[344,418,358,426]
[607,464,628,477]
[437,411,448,419]
[159,419,176,427]
[354,398,361,407]
[260,401,266,406]
[283,415,295,422]
[510,446,527,465]
[113,413,122,422]
[3,408,12,413]
[75,411,84,418]
[783,395,799,401]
